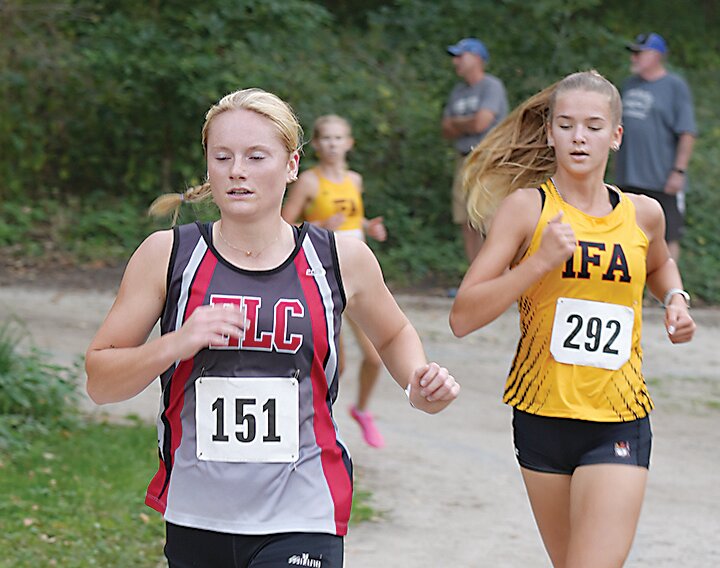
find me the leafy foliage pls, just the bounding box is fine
[0,322,80,452]
[680,69,720,302]
[1,0,718,299]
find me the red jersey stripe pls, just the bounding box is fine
[145,250,218,513]
[294,248,352,535]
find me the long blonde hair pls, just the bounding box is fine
[463,70,622,233]
[149,88,303,223]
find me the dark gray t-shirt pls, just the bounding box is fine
[443,74,509,155]
[615,73,696,192]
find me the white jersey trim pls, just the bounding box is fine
[301,237,338,387]
[300,236,351,457]
[158,236,209,463]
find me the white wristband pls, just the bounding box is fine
[404,384,416,408]
[663,288,690,308]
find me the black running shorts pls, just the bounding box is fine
[165,523,343,568]
[512,408,652,475]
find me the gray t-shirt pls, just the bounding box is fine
[443,74,509,155]
[615,72,696,192]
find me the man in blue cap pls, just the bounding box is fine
[615,33,696,262]
[442,37,508,265]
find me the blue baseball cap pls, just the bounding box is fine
[626,33,667,54]
[447,38,489,62]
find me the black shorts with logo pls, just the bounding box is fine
[165,522,343,568]
[512,409,652,475]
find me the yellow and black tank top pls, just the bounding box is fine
[303,168,364,239]
[504,179,652,422]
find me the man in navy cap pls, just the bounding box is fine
[615,33,696,262]
[442,37,508,265]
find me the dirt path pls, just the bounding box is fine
[2,283,719,567]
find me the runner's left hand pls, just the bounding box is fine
[410,362,460,403]
[665,300,695,343]
[365,216,387,242]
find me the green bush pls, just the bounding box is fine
[1,0,718,300]
[0,322,80,452]
[678,69,720,302]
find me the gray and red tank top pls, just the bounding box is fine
[145,221,352,536]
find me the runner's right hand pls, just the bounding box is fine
[535,212,576,272]
[172,303,246,361]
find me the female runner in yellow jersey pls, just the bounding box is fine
[282,115,388,447]
[450,71,695,568]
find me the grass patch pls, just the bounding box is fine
[0,420,377,567]
[350,489,377,524]
[0,421,165,568]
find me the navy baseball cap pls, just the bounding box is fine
[447,38,489,61]
[626,33,667,54]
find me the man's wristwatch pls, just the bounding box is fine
[672,167,686,174]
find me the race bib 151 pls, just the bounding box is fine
[195,376,299,463]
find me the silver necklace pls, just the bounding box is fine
[217,223,281,257]
[550,177,564,200]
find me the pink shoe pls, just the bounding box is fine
[350,405,385,448]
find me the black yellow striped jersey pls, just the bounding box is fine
[504,179,653,422]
